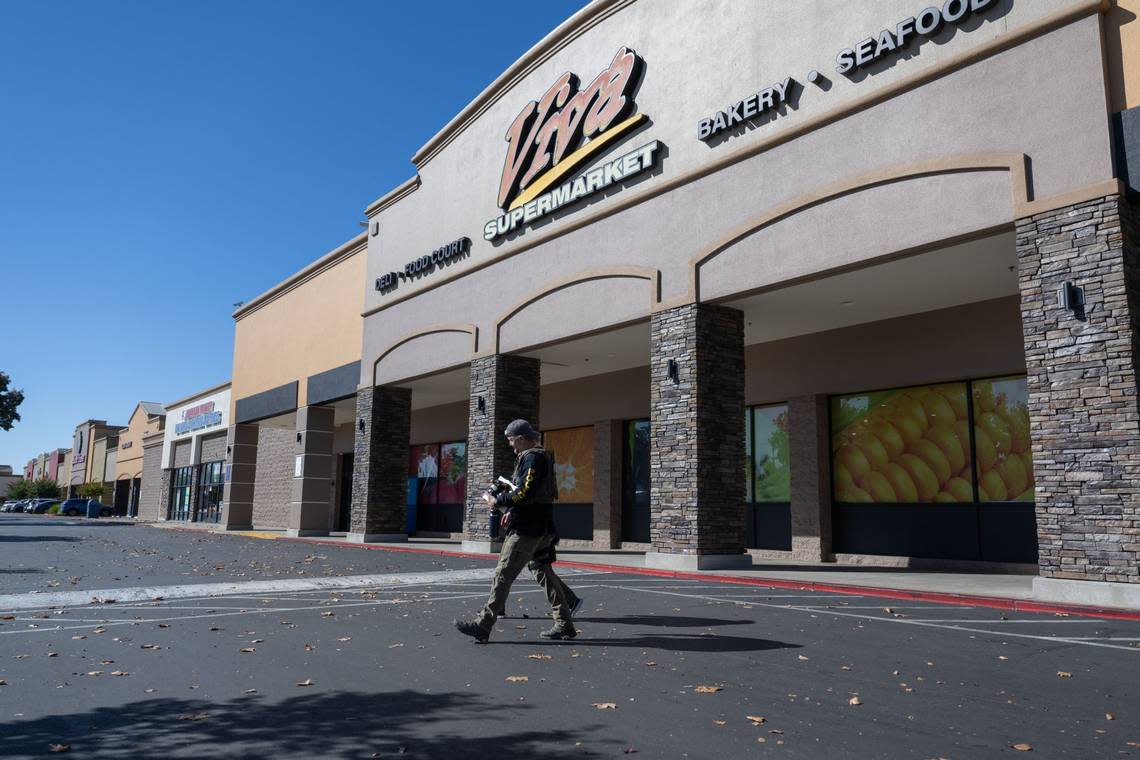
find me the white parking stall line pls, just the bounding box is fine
[606,584,1140,653]
[904,618,1106,624]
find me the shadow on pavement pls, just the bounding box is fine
[499,633,797,653]
[2,689,612,759]
[0,534,81,543]
[573,615,753,628]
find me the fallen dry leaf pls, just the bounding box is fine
[527,654,552,661]
[713,720,726,726]
[1057,671,1072,678]
[47,652,58,657]
[296,679,314,687]
[100,660,114,665]
[840,665,852,671]
[999,656,1009,661]
[388,643,404,649]
[70,635,85,641]
[798,655,809,661]
[337,637,352,642]
[251,639,264,644]
[239,648,256,654]
[1011,743,1032,752]
[49,744,70,753]
[320,611,334,617]
[694,685,723,694]
[86,671,104,677]
[746,715,766,725]
[849,696,862,706]
[140,644,160,651]
[506,676,529,682]
[243,689,258,694]
[144,688,157,693]
[592,702,617,709]
[1106,713,1114,721]
[177,713,209,721]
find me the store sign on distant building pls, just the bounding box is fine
[176,401,223,436]
[485,46,649,241]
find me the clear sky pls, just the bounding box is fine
[0,0,589,470]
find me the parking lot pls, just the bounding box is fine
[1,516,1139,758]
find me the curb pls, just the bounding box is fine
[174,527,1140,622]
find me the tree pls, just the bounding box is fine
[6,479,30,500]
[0,372,24,431]
[27,478,61,498]
[76,482,105,500]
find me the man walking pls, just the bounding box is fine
[455,419,580,643]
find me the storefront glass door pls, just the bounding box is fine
[621,420,651,543]
[168,466,194,521]
[196,461,224,523]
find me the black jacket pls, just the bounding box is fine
[495,446,555,536]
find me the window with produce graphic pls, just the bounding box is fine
[972,376,1034,502]
[407,442,468,505]
[544,426,594,503]
[831,378,1034,504]
[747,404,790,503]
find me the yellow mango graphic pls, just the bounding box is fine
[852,432,889,473]
[978,412,1012,457]
[907,439,951,487]
[888,411,924,446]
[882,462,918,502]
[980,469,1008,501]
[836,444,871,485]
[997,455,1029,496]
[934,385,969,420]
[861,471,897,502]
[933,491,957,503]
[919,391,957,428]
[893,395,929,433]
[973,425,997,473]
[945,477,973,502]
[870,420,905,459]
[898,453,939,501]
[836,485,873,502]
[925,426,966,473]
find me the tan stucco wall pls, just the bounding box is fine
[1107,0,1140,111]
[231,242,365,415]
[115,406,164,481]
[56,451,71,490]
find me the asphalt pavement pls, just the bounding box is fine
[2,514,1139,759]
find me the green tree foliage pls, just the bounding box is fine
[7,479,30,499]
[0,372,24,431]
[76,481,105,500]
[27,478,61,498]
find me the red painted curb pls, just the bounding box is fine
[234,530,1140,623]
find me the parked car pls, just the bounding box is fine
[58,498,113,518]
[28,500,60,514]
[1,500,17,512]
[12,499,31,513]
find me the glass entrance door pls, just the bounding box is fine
[621,419,651,543]
[169,466,193,521]
[196,461,224,523]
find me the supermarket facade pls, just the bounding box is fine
[169,0,1140,607]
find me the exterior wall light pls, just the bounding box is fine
[477,395,486,413]
[296,432,303,444]
[667,359,679,383]
[1059,281,1086,320]
[357,418,365,433]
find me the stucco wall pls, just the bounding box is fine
[232,242,365,415]
[362,2,1114,388]
[116,406,164,480]
[200,432,227,465]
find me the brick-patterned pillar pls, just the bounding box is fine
[462,354,541,552]
[787,395,833,562]
[646,303,749,570]
[349,386,411,542]
[288,406,335,537]
[1019,195,1140,608]
[592,420,623,550]
[220,423,258,530]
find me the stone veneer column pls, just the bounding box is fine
[1018,195,1140,608]
[647,303,749,570]
[348,386,411,542]
[288,406,335,537]
[220,423,258,530]
[592,420,623,550]
[158,469,172,521]
[787,395,833,562]
[462,354,540,553]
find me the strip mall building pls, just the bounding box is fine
[194,0,1140,608]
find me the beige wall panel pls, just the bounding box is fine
[232,249,365,413]
[332,422,356,454]
[372,331,474,386]
[745,296,1025,404]
[362,14,1112,386]
[542,366,652,428]
[498,277,654,354]
[1106,0,1140,111]
[699,170,1013,301]
[411,401,469,444]
[115,406,163,480]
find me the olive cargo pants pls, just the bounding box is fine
[477,532,574,628]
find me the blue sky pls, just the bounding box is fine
[0,0,588,469]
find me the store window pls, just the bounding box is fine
[168,465,194,521]
[197,461,225,523]
[830,378,1034,505]
[408,441,466,532]
[544,425,595,540]
[745,404,791,550]
[621,420,651,543]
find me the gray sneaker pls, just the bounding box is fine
[540,623,578,640]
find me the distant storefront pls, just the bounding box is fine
[159,383,230,524]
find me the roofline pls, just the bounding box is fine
[364,175,421,218]
[233,232,368,320]
[409,0,635,170]
[164,380,232,410]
